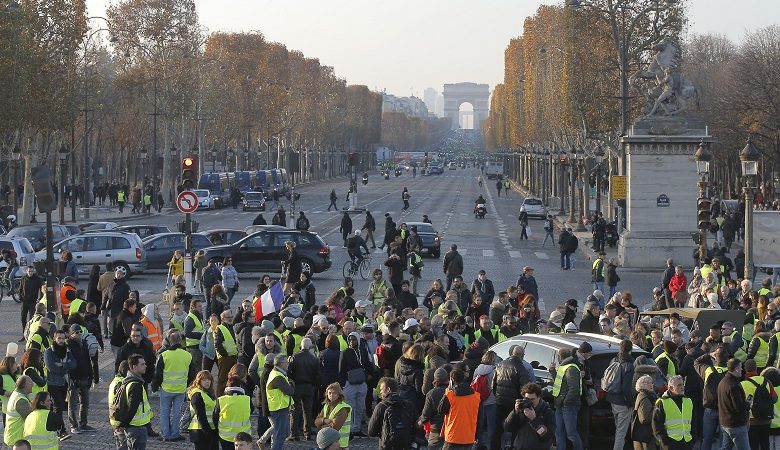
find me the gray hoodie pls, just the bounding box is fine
[473,363,497,405]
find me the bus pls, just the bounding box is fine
[198,173,220,192]
[234,171,252,195]
[253,170,271,192]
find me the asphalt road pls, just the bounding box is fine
[0,168,661,449]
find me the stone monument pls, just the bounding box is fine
[618,39,714,268]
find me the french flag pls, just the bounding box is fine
[255,282,284,321]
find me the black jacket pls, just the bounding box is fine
[653,393,696,450]
[442,250,463,276]
[19,274,43,305]
[471,278,495,303]
[319,348,341,389]
[492,355,530,406]
[694,354,726,410]
[110,308,136,348]
[368,393,413,450]
[234,321,255,367]
[67,338,93,381]
[505,399,555,450]
[289,349,320,387]
[604,352,635,406]
[115,340,156,384]
[108,277,131,318]
[419,385,447,435]
[395,357,424,413]
[718,372,749,428]
[383,219,397,245]
[339,214,352,233]
[384,256,404,287]
[338,344,371,386]
[579,311,601,334]
[283,250,302,283]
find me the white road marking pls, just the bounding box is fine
[509,251,522,258]
[535,252,550,260]
[459,249,467,255]
[482,250,494,257]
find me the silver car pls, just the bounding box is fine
[521,196,547,219]
[0,236,36,277]
[194,189,214,209]
[36,231,147,276]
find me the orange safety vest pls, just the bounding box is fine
[140,317,163,351]
[441,389,480,445]
[59,285,76,315]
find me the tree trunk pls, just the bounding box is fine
[19,143,39,226]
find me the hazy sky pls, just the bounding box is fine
[85,0,777,97]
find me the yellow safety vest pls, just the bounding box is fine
[266,369,292,412]
[23,409,58,450]
[655,352,677,378]
[552,363,581,397]
[216,394,250,442]
[324,401,352,448]
[592,258,605,278]
[108,375,123,427]
[143,194,152,206]
[69,298,86,316]
[368,280,388,303]
[170,316,184,333]
[743,323,755,345]
[474,327,507,344]
[658,397,693,442]
[4,390,30,446]
[753,336,770,368]
[703,366,728,385]
[772,391,780,429]
[758,288,771,297]
[337,335,348,352]
[188,388,216,430]
[117,191,125,202]
[26,332,52,351]
[731,331,748,361]
[24,367,46,396]
[740,375,769,419]
[215,324,237,358]
[160,348,192,393]
[185,312,204,347]
[125,380,153,426]
[0,373,15,414]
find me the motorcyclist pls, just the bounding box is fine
[347,230,369,266]
[474,195,487,216]
[362,172,368,184]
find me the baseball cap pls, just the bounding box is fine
[356,299,371,309]
[564,322,578,333]
[403,318,419,330]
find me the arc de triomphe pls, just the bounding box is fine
[443,82,490,130]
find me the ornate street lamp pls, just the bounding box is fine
[227,147,235,172]
[211,147,218,172]
[58,144,69,224]
[593,146,605,214]
[740,138,760,281]
[11,145,20,219]
[140,146,148,199]
[568,147,578,225]
[693,140,713,264]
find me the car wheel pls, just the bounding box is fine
[115,262,132,279]
[300,258,314,277]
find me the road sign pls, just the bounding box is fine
[176,190,199,213]
[611,175,627,200]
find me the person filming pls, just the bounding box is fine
[503,382,555,450]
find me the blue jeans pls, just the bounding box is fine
[593,281,604,293]
[226,286,238,306]
[555,405,583,450]
[124,425,147,450]
[608,285,617,301]
[478,402,496,447]
[560,252,570,269]
[722,425,751,450]
[159,390,185,439]
[268,410,290,450]
[701,407,720,450]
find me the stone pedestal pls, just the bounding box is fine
[618,116,715,268]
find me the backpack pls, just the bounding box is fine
[544,219,552,231]
[82,332,99,357]
[109,378,136,423]
[470,373,490,403]
[746,378,774,421]
[297,217,310,230]
[202,266,218,287]
[601,359,623,394]
[381,400,413,450]
[376,344,391,370]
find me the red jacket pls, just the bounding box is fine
[669,273,688,296]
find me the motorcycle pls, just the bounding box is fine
[384,171,390,180]
[394,168,402,177]
[605,221,618,247]
[362,173,368,185]
[475,203,487,219]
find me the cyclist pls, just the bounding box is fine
[1,248,19,293]
[347,230,369,269]
[477,175,483,188]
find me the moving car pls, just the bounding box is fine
[448,162,457,170]
[520,197,547,219]
[200,229,248,246]
[405,221,441,258]
[194,189,215,209]
[201,229,331,275]
[114,225,172,240]
[242,191,266,211]
[428,165,444,175]
[141,232,213,270]
[36,231,146,276]
[79,222,119,231]
[8,225,70,252]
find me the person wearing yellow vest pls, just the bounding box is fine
[21,349,47,397]
[762,368,780,450]
[552,345,587,450]
[188,370,218,450]
[108,360,128,430]
[214,310,237,397]
[336,322,356,352]
[656,340,679,380]
[168,301,186,334]
[314,382,352,449]
[473,317,507,347]
[693,347,730,450]
[768,321,780,368]
[184,299,205,370]
[741,359,777,450]
[143,192,152,214]
[757,277,772,298]
[722,321,748,361]
[652,375,694,450]
[0,356,19,419]
[23,392,61,450]
[26,317,52,352]
[438,368,482,448]
[151,331,193,442]
[167,250,184,277]
[117,189,126,213]
[114,354,153,450]
[366,270,389,306]
[748,322,773,372]
[259,354,295,450]
[4,375,33,447]
[138,304,163,352]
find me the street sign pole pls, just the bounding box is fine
[176,191,198,289]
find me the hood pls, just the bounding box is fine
[473,363,496,377]
[398,357,424,375]
[384,392,406,406]
[452,382,476,396]
[141,303,155,320]
[224,386,246,395]
[635,364,660,379]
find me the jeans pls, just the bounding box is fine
[701,407,720,450]
[225,286,238,306]
[292,383,315,438]
[479,402,496,448]
[159,390,185,439]
[555,406,583,450]
[593,281,604,293]
[608,285,617,301]
[570,252,576,270]
[343,382,367,434]
[520,226,528,239]
[612,404,631,450]
[67,379,91,429]
[124,425,148,450]
[266,410,290,450]
[560,252,571,270]
[543,230,554,246]
[722,425,751,450]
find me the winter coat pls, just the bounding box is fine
[442,250,463,276]
[221,266,239,289]
[319,348,341,389]
[43,344,76,387]
[493,355,530,406]
[383,218,397,245]
[422,345,449,394]
[632,389,657,444]
[19,274,43,305]
[289,349,320,387]
[605,263,620,287]
[552,356,581,408]
[283,250,303,284]
[669,273,688,297]
[339,214,352,234]
[395,356,425,413]
[604,352,635,406]
[108,277,131,318]
[367,393,413,449]
[505,397,555,450]
[473,363,497,405]
[579,311,600,333]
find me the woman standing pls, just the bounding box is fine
[23,392,61,449]
[21,350,46,397]
[314,383,352,450]
[473,350,498,450]
[668,265,687,307]
[282,241,302,295]
[605,259,621,300]
[188,370,218,450]
[402,187,411,211]
[0,356,19,414]
[631,375,657,450]
[395,343,425,415]
[221,257,239,306]
[167,250,184,278]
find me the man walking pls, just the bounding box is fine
[114,355,152,450]
[442,244,464,292]
[152,331,193,442]
[327,189,338,211]
[605,340,635,450]
[558,228,572,270]
[542,215,555,247]
[66,324,95,435]
[361,210,377,248]
[496,180,503,198]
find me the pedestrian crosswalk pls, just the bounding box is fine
[448,248,552,261]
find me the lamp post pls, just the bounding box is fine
[140,146,148,202]
[243,147,249,171]
[211,148,217,172]
[58,144,69,225]
[594,146,605,214]
[740,138,760,282]
[11,145,20,220]
[577,155,588,231]
[169,145,178,196]
[569,148,578,225]
[694,140,713,265]
[558,150,568,216]
[227,147,234,172]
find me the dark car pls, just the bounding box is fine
[405,221,441,258]
[428,165,443,175]
[199,229,247,246]
[8,224,71,252]
[488,332,649,441]
[201,229,331,275]
[141,232,213,270]
[114,225,172,240]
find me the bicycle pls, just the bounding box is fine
[0,267,20,304]
[342,253,371,280]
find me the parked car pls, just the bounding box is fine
[114,225,172,240]
[79,222,118,231]
[201,229,331,275]
[141,232,213,270]
[488,332,649,440]
[243,225,288,235]
[0,236,36,277]
[8,225,70,252]
[448,162,457,170]
[200,229,247,246]
[64,225,81,236]
[405,221,441,258]
[242,191,266,211]
[35,231,146,276]
[520,196,547,219]
[428,165,444,175]
[194,189,214,209]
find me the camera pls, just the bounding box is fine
[520,398,534,409]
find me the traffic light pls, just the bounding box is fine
[31,166,56,213]
[697,197,712,230]
[347,152,356,166]
[181,155,198,190]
